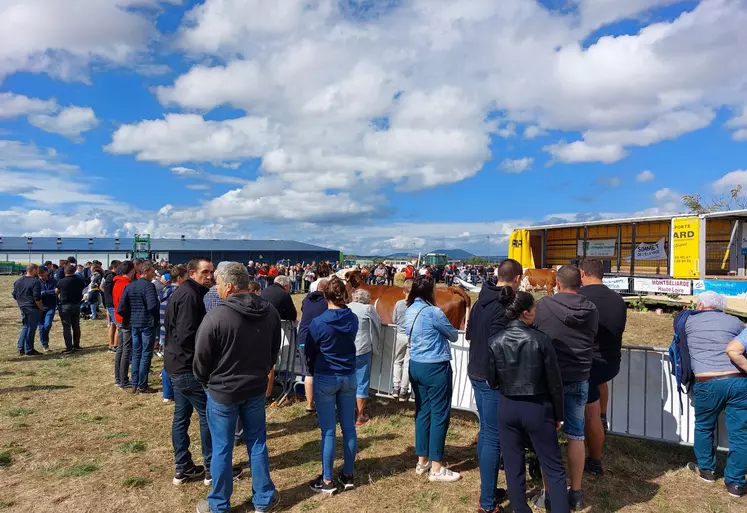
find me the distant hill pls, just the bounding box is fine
[429,248,476,261]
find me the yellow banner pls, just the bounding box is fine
[508,229,535,269]
[672,217,700,279]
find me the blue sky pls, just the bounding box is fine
[1,0,746,256]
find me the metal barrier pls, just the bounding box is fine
[274,324,729,450]
[610,345,728,451]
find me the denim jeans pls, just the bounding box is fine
[355,352,372,399]
[131,326,154,389]
[162,368,174,400]
[562,380,589,440]
[38,308,55,349]
[59,306,81,351]
[115,327,132,386]
[409,361,452,462]
[88,290,100,320]
[17,308,41,354]
[314,373,357,481]
[471,378,502,511]
[171,373,212,473]
[693,378,747,487]
[207,393,275,513]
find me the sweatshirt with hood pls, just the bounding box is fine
[193,292,282,405]
[297,291,328,350]
[534,292,599,383]
[112,275,133,326]
[466,284,514,382]
[307,307,359,376]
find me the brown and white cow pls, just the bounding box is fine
[520,268,557,296]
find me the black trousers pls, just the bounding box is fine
[59,306,81,351]
[499,394,569,513]
[115,327,133,386]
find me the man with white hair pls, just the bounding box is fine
[683,290,747,498]
[348,288,382,425]
[260,275,297,322]
[194,262,281,513]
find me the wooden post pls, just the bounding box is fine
[616,224,622,273]
[631,223,637,277]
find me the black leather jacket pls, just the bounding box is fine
[487,320,564,421]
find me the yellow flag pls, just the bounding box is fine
[508,230,535,268]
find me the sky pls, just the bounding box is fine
[1,0,746,257]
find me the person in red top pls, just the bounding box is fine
[404,265,414,280]
[268,265,279,286]
[113,261,136,388]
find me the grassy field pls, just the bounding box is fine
[0,276,743,512]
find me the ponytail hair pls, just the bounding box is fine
[497,286,515,306]
[505,291,535,321]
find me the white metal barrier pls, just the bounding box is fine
[275,323,729,450]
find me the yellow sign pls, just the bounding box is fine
[672,217,700,279]
[508,229,535,269]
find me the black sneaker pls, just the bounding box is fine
[568,489,584,511]
[173,464,205,485]
[309,475,337,496]
[25,350,42,357]
[726,482,746,497]
[137,387,158,394]
[687,462,716,483]
[61,349,75,355]
[495,487,507,502]
[585,457,604,477]
[336,470,354,491]
[204,467,242,486]
[530,490,549,511]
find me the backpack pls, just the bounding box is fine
[668,309,701,410]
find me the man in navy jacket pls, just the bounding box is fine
[118,261,159,393]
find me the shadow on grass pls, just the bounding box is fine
[0,384,72,394]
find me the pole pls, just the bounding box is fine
[487,236,490,265]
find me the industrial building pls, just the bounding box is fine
[0,236,341,268]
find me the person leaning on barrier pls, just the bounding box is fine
[392,279,414,401]
[466,258,523,513]
[578,258,627,477]
[404,276,461,483]
[487,291,568,513]
[194,262,281,513]
[348,288,382,426]
[682,291,747,498]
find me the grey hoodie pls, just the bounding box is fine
[534,292,599,383]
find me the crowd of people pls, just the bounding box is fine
[10,254,747,512]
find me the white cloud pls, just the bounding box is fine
[28,106,99,141]
[0,0,176,81]
[712,170,747,191]
[726,106,747,128]
[636,170,655,182]
[598,176,621,188]
[387,236,426,250]
[544,141,626,164]
[0,139,78,172]
[0,92,57,119]
[106,114,277,164]
[733,129,747,142]
[523,125,544,139]
[500,157,534,173]
[186,184,210,191]
[497,123,516,138]
[655,188,680,201]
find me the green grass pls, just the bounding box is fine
[118,441,147,453]
[74,413,109,424]
[0,452,11,468]
[3,407,33,418]
[103,431,129,440]
[59,463,99,477]
[120,477,151,488]
[0,500,16,510]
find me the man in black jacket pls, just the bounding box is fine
[57,264,86,354]
[164,257,214,486]
[12,263,43,356]
[260,275,297,321]
[465,258,522,513]
[534,265,598,511]
[579,259,627,476]
[194,262,281,513]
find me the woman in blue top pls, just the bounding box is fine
[404,276,460,482]
[307,277,359,496]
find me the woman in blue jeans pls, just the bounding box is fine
[307,276,359,496]
[404,276,461,482]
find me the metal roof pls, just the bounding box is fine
[0,236,338,253]
[519,209,747,232]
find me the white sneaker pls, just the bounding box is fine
[415,461,431,476]
[428,468,461,482]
